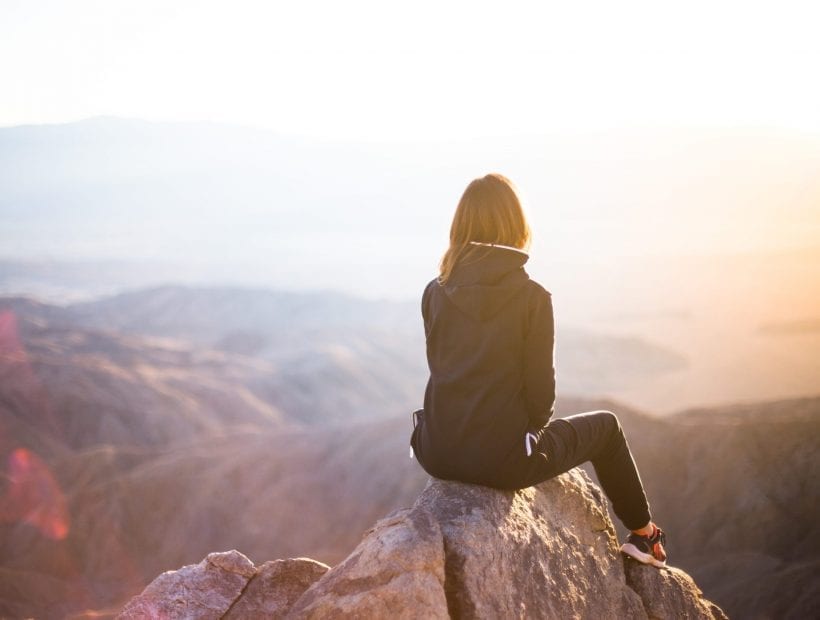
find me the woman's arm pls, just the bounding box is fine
[522,288,556,429]
[421,278,437,338]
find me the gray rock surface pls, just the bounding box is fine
[118,470,727,619]
[117,550,256,620]
[625,560,729,620]
[290,469,650,619]
[223,558,329,619]
[288,506,449,619]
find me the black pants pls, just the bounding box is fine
[522,410,651,531]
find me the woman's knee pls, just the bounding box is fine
[593,410,623,435]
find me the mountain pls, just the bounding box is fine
[3,394,817,618]
[633,398,820,619]
[0,290,427,432]
[3,117,819,414]
[0,286,686,427]
[0,300,288,452]
[1,288,817,618]
[4,122,819,266]
[2,117,818,299]
[574,395,820,620]
[0,415,429,619]
[0,117,448,297]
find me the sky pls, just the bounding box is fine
[2,0,820,140]
[0,1,818,410]
[1,0,818,302]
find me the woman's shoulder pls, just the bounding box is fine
[421,277,441,319]
[422,277,440,301]
[525,278,552,299]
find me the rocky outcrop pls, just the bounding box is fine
[625,562,728,620]
[118,469,726,619]
[223,558,330,619]
[117,552,329,620]
[289,505,449,618]
[117,551,257,619]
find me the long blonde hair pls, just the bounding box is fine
[439,173,531,283]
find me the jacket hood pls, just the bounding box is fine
[444,245,530,321]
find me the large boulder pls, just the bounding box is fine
[117,550,257,619]
[118,470,727,619]
[288,503,449,619]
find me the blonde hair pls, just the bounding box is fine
[438,173,531,283]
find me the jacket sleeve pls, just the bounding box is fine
[522,288,556,429]
[421,279,436,338]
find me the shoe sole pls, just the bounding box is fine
[620,543,667,568]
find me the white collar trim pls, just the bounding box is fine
[468,241,529,256]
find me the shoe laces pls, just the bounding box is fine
[648,526,667,561]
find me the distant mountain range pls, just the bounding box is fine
[597,396,820,620]
[1,285,686,427]
[0,117,450,297]
[2,117,819,414]
[0,284,817,618]
[2,117,819,297]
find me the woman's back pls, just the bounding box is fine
[413,243,556,487]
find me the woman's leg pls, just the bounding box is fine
[530,410,651,531]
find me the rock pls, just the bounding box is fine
[223,558,329,619]
[428,471,642,618]
[117,550,255,620]
[288,507,449,619]
[624,560,730,620]
[291,469,647,619]
[118,470,727,619]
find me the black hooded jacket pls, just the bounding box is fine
[411,244,556,487]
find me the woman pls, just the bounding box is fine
[410,173,667,567]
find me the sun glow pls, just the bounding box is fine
[2,1,820,140]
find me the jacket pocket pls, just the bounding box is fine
[410,408,424,458]
[524,426,549,460]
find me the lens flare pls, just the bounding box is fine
[0,447,70,540]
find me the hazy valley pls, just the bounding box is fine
[3,117,819,416]
[1,117,818,618]
[0,286,817,619]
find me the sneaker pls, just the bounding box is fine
[620,525,667,567]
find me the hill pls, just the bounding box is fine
[0,289,817,618]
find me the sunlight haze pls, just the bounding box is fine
[0,1,818,412]
[2,0,820,139]
[1,6,820,617]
